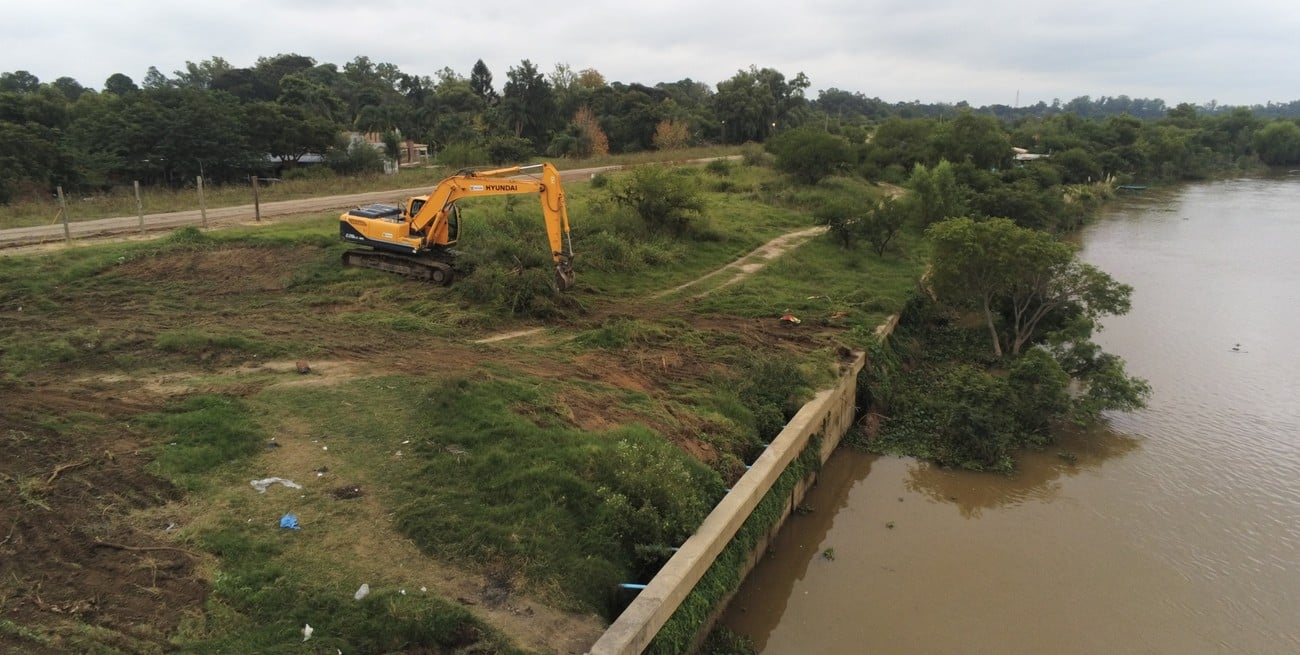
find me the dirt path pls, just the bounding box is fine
[471,224,828,345]
[654,226,828,300]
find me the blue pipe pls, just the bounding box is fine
[619,583,647,590]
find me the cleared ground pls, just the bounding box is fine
[2,215,873,655]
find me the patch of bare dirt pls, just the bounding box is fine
[0,389,207,654]
[114,245,319,294]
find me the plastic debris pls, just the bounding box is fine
[779,310,801,326]
[280,514,301,530]
[302,623,313,641]
[251,477,302,493]
[354,583,370,601]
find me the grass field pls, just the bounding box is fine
[0,159,924,654]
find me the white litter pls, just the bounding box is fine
[302,623,313,641]
[354,583,370,601]
[250,477,303,493]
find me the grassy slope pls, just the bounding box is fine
[0,161,924,654]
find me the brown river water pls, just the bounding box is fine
[720,177,1300,654]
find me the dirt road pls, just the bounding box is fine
[0,164,627,252]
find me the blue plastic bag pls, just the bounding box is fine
[280,513,300,530]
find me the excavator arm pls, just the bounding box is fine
[407,163,575,289]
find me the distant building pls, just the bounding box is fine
[355,131,430,166]
[1012,146,1050,162]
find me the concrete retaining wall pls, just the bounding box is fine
[587,350,867,655]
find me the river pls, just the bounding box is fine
[719,177,1300,654]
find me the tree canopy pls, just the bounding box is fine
[926,217,1133,358]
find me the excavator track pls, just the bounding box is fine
[341,249,455,285]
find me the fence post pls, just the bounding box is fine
[134,181,144,234]
[57,186,71,244]
[197,176,207,227]
[250,175,261,222]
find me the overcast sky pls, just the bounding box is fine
[4,0,1299,107]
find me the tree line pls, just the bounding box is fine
[4,54,1300,204]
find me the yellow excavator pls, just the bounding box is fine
[339,162,576,290]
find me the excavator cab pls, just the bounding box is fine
[446,204,460,243]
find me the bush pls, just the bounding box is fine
[738,354,811,439]
[739,142,767,166]
[591,437,721,569]
[326,139,385,175]
[814,194,861,248]
[766,127,854,185]
[280,165,335,181]
[608,166,706,237]
[705,158,734,176]
[436,143,487,168]
[486,135,534,164]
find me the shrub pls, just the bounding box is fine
[437,143,488,168]
[326,139,385,175]
[739,142,767,166]
[486,135,534,164]
[706,158,734,176]
[608,166,706,237]
[590,437,720,569]
[766,127,854,185]
[280,165,335,181]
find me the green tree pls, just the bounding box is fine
[929,111,1011,170]
[243,101,338,164]
[907,159,966,227]
[1007,348,1070,433]
[0,70,41,93]
[469,59,497,105]
[172,57,234,90]
[1049,147,1103,183]
[103,73,138,96]
[1046,318,1151,424]
[926,217,1133,358]
[712,66,809,143]
[501,59,555,148]
[1253,120,1300,165]
[970,178,1064,231]
[50,77,88,101]
[862,117,935,179]
[862,196,913,256]
[765,126,852,184]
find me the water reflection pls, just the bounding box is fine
[904,428,1142,518]
[723,452,877,640]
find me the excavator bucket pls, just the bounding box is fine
[555,256,576,291]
